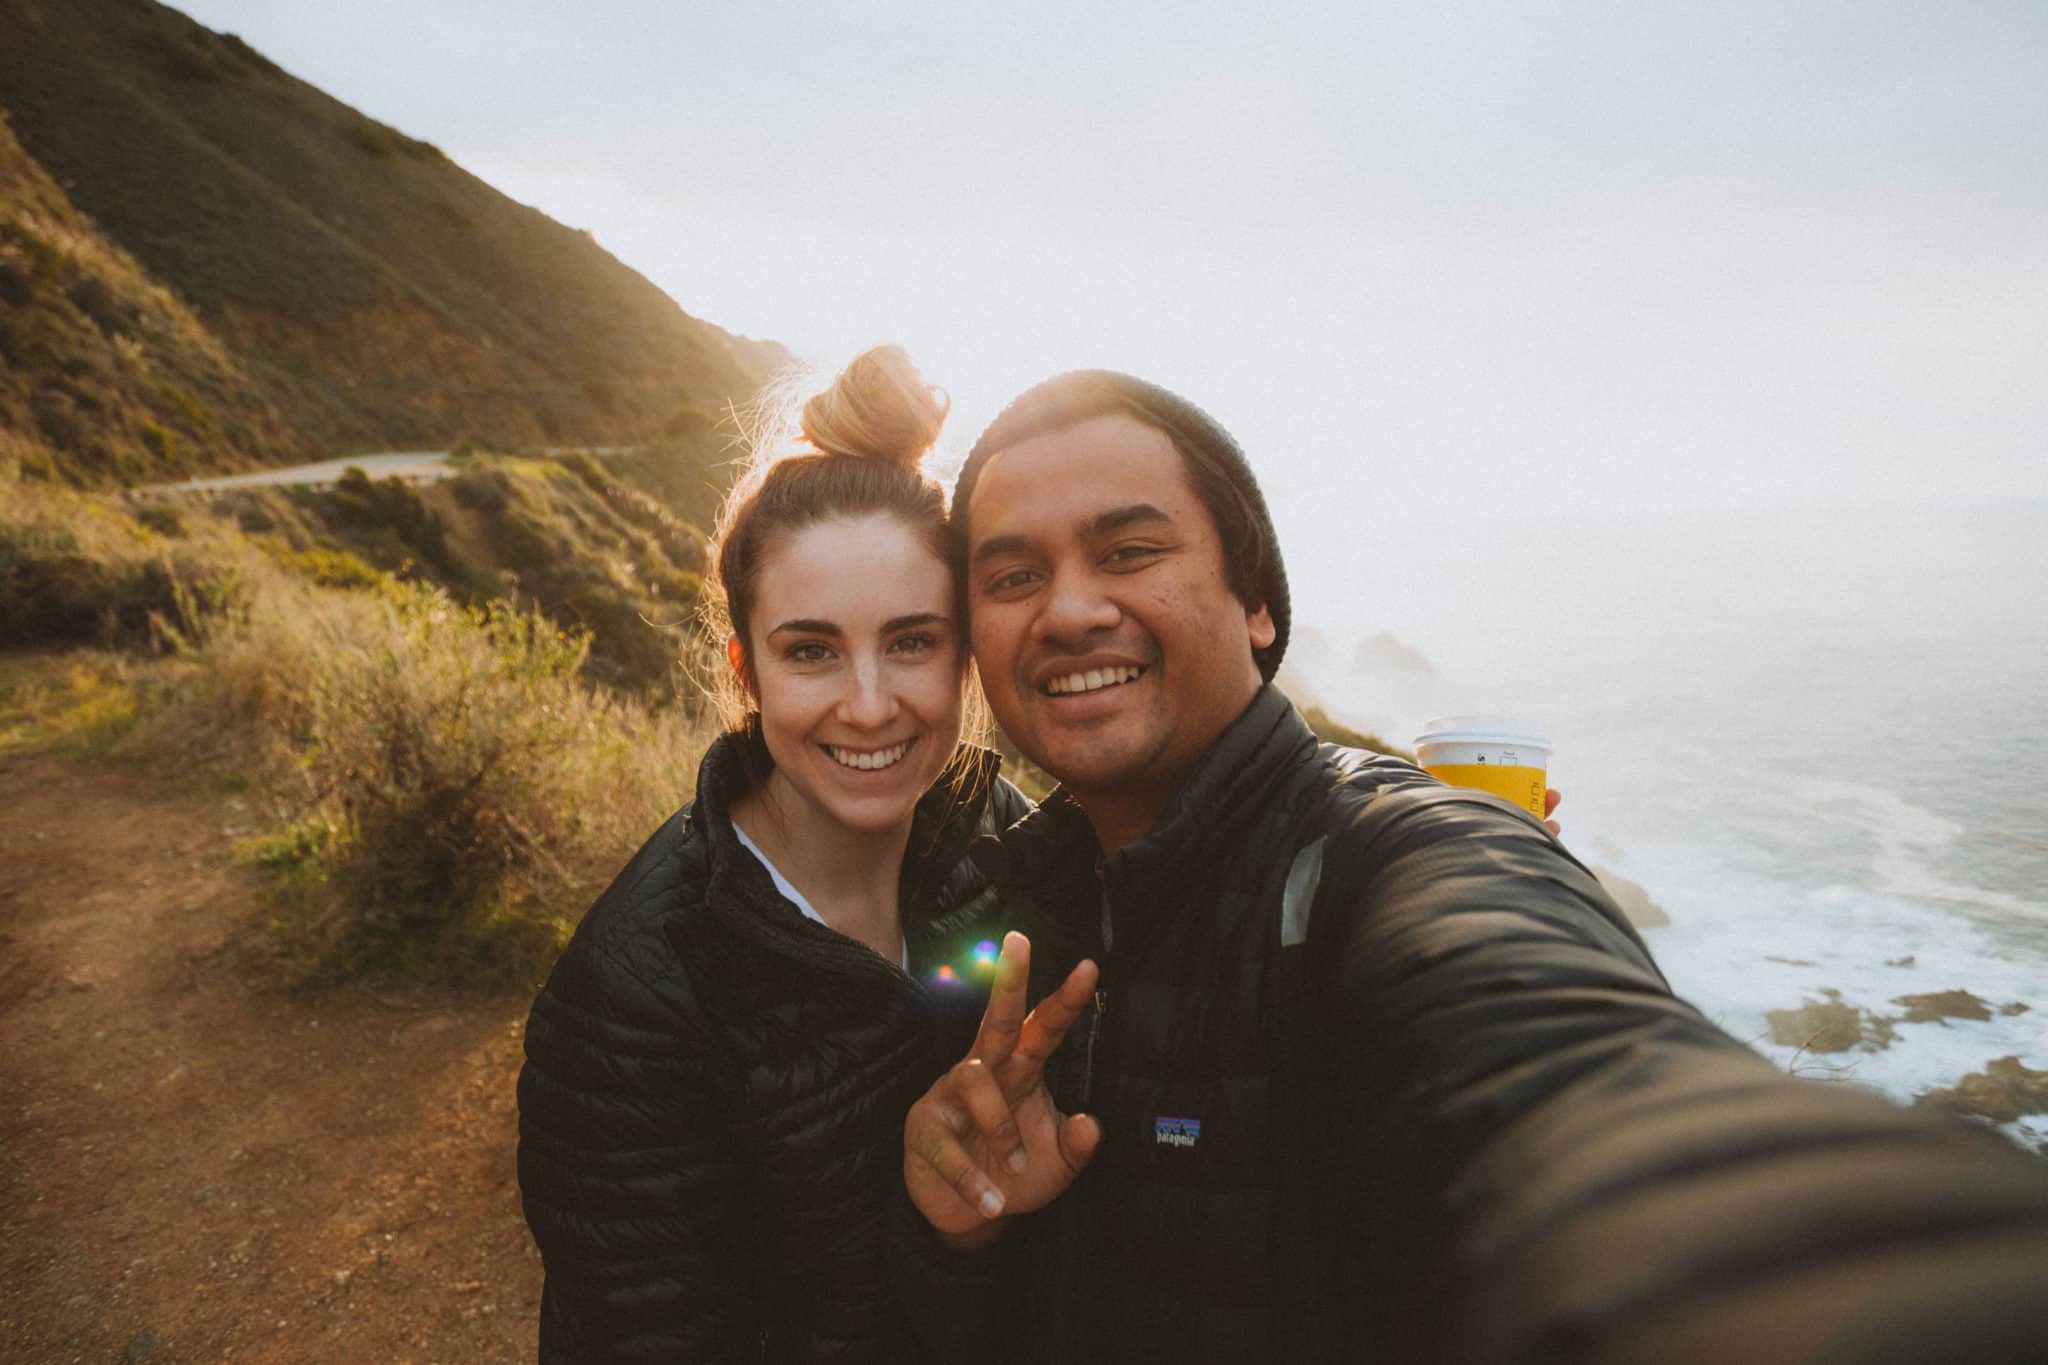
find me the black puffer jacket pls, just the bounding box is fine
[892,687,2048,1364]
[518,731,1029,1363]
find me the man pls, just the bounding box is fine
[891,370,2048,1363]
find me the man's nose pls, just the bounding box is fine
[839,656,901,729]
[1033,570,1120,646]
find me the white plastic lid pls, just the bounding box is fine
[1413,715,1552,754]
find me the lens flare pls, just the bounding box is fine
[971,939,999,969]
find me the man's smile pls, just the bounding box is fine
[1042,665,1147,697]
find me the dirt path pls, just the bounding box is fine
[0,752,542,1362]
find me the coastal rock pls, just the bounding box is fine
[1915,1056,2048,1125]
[1348,631,1434,674]
[1891,990,1993,1024]
[1766,991,1897,1054]
[1591,866,1670,929]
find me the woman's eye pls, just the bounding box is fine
[891,632,937,656]
[786,641,831,664]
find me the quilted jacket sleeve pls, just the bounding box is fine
[518,908,763,1363]
[1313,783,2048,1365]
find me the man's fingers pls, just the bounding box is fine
[951,1058,1028,1176]
[1015,957,1099,1069]
[968,931,1032,1063]
[907,1104,1007,1222]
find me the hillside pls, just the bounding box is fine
[0,110,303,483]
[0,0,786,479]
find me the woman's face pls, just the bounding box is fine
[742,512,964,836]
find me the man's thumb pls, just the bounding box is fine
[1058,1112,1101,1177]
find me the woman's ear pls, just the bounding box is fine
[726,636,752,696]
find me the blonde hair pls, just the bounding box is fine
[704,346,984,745]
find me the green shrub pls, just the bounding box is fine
[278,544,385,589]
[158,573,704,984]
[0,479,255,651]
[0,652,149,756]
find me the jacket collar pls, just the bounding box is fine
[690,724,1006,937]
[996,686,1319,931]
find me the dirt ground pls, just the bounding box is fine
[0,750,542,1363]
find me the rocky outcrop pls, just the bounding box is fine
[1766,990,1897,1054]
[1893,990,1994,1024]
[1591,866,1670,929]
[1349,631,1435,674]
[1916,1056,2048,1125]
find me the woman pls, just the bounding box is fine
[516,347,1024,1363]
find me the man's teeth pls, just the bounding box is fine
[1045,666,1145,696]
[827,741,911,771]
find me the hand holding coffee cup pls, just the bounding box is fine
[1414,717,1556,827]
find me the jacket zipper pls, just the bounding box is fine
[1069,879,1118,1364]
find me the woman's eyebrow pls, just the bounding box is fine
[766,618,841,638]
[882,613,951,633]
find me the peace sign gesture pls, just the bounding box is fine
[903,932,1101,1248]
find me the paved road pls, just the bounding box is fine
[133,446,643,497]
[137,451,457,495]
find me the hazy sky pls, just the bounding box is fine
[166,1,2048,635]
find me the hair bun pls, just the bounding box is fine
[800,345,949,471]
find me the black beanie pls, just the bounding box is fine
[952,370,1291,683]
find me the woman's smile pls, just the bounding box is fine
[824,738,916,771]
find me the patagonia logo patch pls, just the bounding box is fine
[1153,1115,1202,1148]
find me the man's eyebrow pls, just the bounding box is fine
[971,534,1034,566]
[881,612,951,633]
[971,505,1173,566]
[766,618,841,638]
[1089,503,1171,536]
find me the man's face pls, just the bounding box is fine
[964,413,1274,840]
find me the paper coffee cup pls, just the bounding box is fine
[1413,716,1551,820]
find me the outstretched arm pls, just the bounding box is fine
[1314,784,2048,1364]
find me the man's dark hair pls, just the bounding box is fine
[951,370,1292,682]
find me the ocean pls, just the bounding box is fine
[1293,496,2048,1147]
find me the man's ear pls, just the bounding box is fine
[1246,604,1276,651]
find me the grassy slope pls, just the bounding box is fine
[0,0,787,472]
[0,111,303,483]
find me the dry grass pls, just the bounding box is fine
[150,571,707,985]
[4,468,709,986]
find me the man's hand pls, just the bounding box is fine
[1544,787,1563,836]
[904,932,1100,1248]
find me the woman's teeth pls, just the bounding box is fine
[827,741,911,771]
[1044,666,1145,696]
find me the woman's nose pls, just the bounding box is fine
[839,656,901,729]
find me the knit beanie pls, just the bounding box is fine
[952,370,1291,682]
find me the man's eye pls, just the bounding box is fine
[984,568,1039,594]
[1104,544,1161,567]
